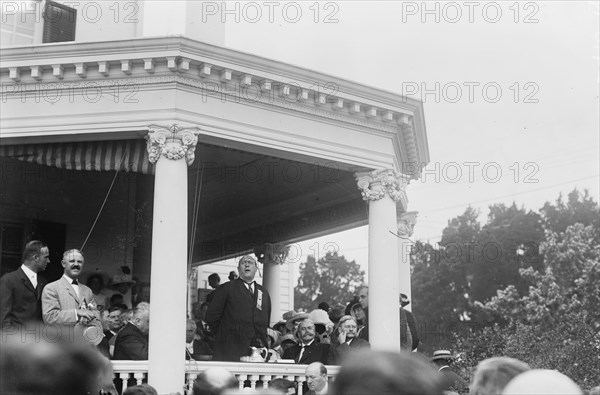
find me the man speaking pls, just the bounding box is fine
[206,255,271,361]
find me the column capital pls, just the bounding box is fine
[254,243,290,265]
[397,211,418,238]
[355,169,409,203]
[146,124,200,166]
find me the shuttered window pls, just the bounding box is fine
[43,1,76,43]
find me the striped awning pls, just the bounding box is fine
[0,140,154,174]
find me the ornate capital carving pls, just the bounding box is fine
[146,124,200,166]
[254,243,290,265]
[355,169,410,202]
[397,211,418,238]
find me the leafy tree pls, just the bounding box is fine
[456,190,600,388]
[411,204,545,351]
[295,252,365,312]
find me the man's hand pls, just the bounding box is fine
[337,330,347,344]
[77,309,96,325]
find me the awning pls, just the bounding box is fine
[0,140,154,174]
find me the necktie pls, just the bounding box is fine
[297,344,306,362]
[72,279,78,285]
[246,282,253,294]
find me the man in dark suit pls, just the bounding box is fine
[0,240,50,328]
[431,350,467,392]
[328,315,370,365]
[186,319,212,360]
[283,318,330,364]
[205,255,271,362]
[113,303,150,360]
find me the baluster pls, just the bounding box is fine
[235,374,244,391]
[261,374,272,389]
[186,371,198,392]
[297,376,307,395]
[119,372,130,392]
[250,375,260,390]
[134,372,145,385]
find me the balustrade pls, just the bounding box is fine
[112,360,340,394]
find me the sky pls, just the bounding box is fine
[221,1,600,278]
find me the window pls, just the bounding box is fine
[0,2,37,46]
[43,1,76,43]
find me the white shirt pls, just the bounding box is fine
[21,265,37,288]
[298,339,314,361]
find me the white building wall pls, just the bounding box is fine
[1,0,225,47]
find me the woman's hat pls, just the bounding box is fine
[285,311,309,330]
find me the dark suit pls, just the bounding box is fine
[205,278,271,362]
[283,340,330,364]
[438,366,466,391]
[0,267,47,328]
[113,322,148,360]
[328,337,370,365]
[185,339,213,360]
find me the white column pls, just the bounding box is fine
[256,243,288,325]
[263,260,281,325]
[146,124,199,394]
[397,211,418,309]
[356,169,409,352]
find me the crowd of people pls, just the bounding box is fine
[1,242,598,394]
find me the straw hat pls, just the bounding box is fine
[431,350,455,361]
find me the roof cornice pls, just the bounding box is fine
[1,36,429,176]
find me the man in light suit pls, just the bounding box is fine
[0,240,50,328]
[42,249,99,337]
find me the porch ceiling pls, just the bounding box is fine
[188,143,368,263]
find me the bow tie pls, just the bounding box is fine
[71,279,79,285]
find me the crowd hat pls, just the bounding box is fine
[400,293,410,307]
[279,333,298,344]
[308,309,333,326]
[285,311,309,330]
[79,269,110,287]
[110,273,136,287]
[431,350,455,361]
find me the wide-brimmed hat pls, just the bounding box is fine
[285,311,309,330]
[110,273,136,287]
[308,309,333,326]
[279,333,297,344]
[431,350,455,361]
[400,293,410,307]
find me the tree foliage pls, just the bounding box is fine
[294,251,365,312]
[412,188,600,388]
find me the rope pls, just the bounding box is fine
[81,150,127,251]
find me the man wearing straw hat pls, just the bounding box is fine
[430,350,466,391]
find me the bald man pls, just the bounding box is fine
[502,369,583,395]
[192,367,238,395]
[205,255,271,361]
[305,362,328,395]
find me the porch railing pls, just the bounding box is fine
[112,360,340,394]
